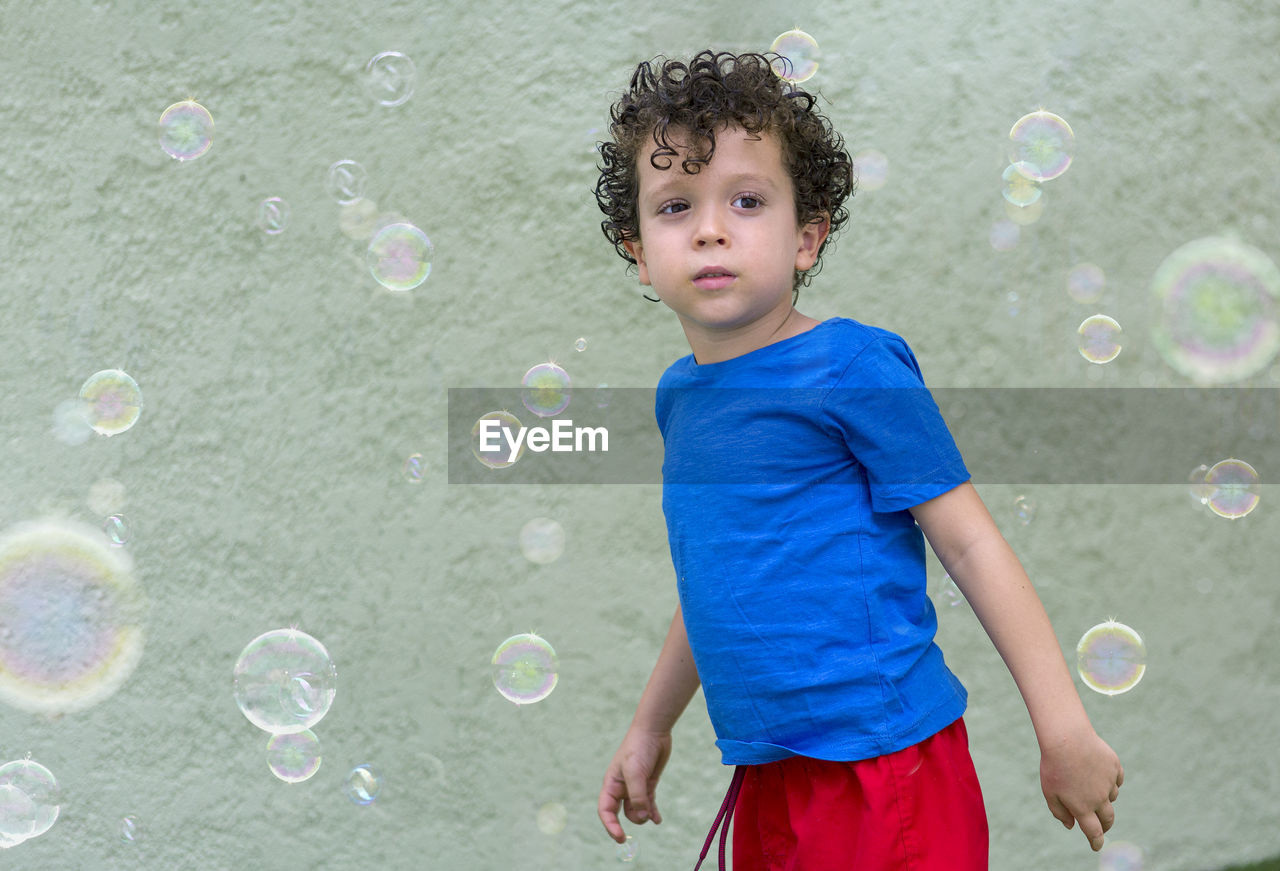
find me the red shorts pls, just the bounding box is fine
[695,717,988,871]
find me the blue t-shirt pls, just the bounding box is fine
[656,317,970,765]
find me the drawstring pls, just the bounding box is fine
[694,765,746,871]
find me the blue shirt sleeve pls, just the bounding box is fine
[820,336,970,513]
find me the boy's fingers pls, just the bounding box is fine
[1097,800,1115,832]
[1046,796,1074,829]
[597,774,629,843]
[1077,813,1106,851]
[622,770,653,824]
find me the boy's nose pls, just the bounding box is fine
[693,209,729,247]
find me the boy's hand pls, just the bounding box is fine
[598,727,673,844]
[1039,727,1124,851]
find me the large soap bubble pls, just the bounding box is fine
[232,628,337,734]
[0,759,61,847]
[491,633,558,705]
[1076,620,1146,696]
[158,100,214,161]
[1007,110,1074,181]
[78,369,143,436]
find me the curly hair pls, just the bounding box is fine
[596,50,855,299]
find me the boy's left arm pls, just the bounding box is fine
[909,481,1124,853]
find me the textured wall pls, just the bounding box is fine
[1,0,1278,868]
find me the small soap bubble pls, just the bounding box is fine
[120,814,140,843]
[326,160,368,205]
[103,514,129,546]
[367,222,433,291]
[79,369,143,436]
[343,764,382,805]
[158,100,214,161]
[989,219,1020,252]
[1003,194,1045,226]
[520,517,565,565]
[932,573,966,609]
[1076,620,1146,695]
[52,399,94,446]
[471,411,525,469]
[256,197,289,235]
[522,363,571,418]
[1013,495,1036,525]
[852,149,889,191]
[1007,110,1074,181]
[594,384,613,409]
[266,729,322,783]
[1149,236,1280,384]
[574,337,588,352]
[1188,464,1213,505]
[232,628,337,734]
[363,51,416,107]
[769,29,820,83]
[402,453,425,483]
[616,834,639,863]
[1067,263,1106,303]
[1078,315,1123,364]
[0,760,60,843]
[491,633,559,705]
[537,801,568,835]
[1099,840,1144,871]
[1002,162,1042,207]
[1203,458,1260,519]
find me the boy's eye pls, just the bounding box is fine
[658,201,688,215]
[732,194,762,209]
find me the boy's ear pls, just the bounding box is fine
[623,238,651,285]
[795,214,830,272]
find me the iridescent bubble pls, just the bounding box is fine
[1203,458,1260,519]
[852,149,889,191]
[989,219,1020,252]
[932,573,966,609]
[1078,315,1122,364]
[232,628,337,734]
[537,801,568,835]
[326,160,368,205]
[367,222,433,291]
[1099,840,1144,871]
[575,337,588,352]
[120,814,140,843]
[402,453,424,483]
[491,633,559,705]
[1076,620,1146,696]
[1002,162,1042,207]
[363,51,416,107]
[158,100,214,161]
[343,764,382,805]
[266,729,322,784]
[52,399,94,446]
[769,29,820,84]
[1067,263,1106,304]
[522,363,571,418]
[1014,495,1036,525]
[1003,194,1045,226]
[1149,236,1280,384]
[256,197,290,235]
[471,411,525,470]
[0,760,60,843]
[1187,463,1213,505]
[616,834,639,863]
[78,369,142,436]
[103,514,129,546]
[0,520,146,714]
[1007,110,1074,181]
[594,384,613,409]
[519,517,565,565]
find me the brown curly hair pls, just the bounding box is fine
[596,50,855,300]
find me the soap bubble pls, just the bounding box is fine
[0,520,146,714]
[1099,840,1144,871]
[1007,110,1074,181]
[1002,162,1042,207]
[1014,495,1036,525]
[0,760,61,843]
[1078,315,1122,364]
[120,815,140,843]
[363,51,416,107]
[931,573,966,609]
[367,222,433,291]
[1076,620,1146,696]
[491,633,559,705]
[343,764,382,805]
[471,411,526,469]
[326,160,368,204]
[256,197,289,235]
[1188,464,1213,505]
[103,514,129,546]
[989,219,1019,252]
[519,517,565,565]
[52,399,94,446]
[769,30,819,84]
[1067,263,1106,303]
[521,362,571,418]
[1203,458,1260,519]
[402,453,424,483]
[232,628,337,734]
[537,801,568,835]
[1003,194,1045,226]
[158,99,214,161]
[1149,236,1280,384]
[78,369,142,436]
[266,729,322,783]
[616,834,639,862]
[574,337,588,352]
[852,149,889,191]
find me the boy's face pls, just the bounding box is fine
[623,125,827,346]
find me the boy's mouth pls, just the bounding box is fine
[693,267,736,289]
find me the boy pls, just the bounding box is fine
[594,51,1123,869]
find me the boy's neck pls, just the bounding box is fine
[681,308,823,365]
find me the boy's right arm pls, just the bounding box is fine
[598,603,701,844]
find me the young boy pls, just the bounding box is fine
[593,51,1123,869]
